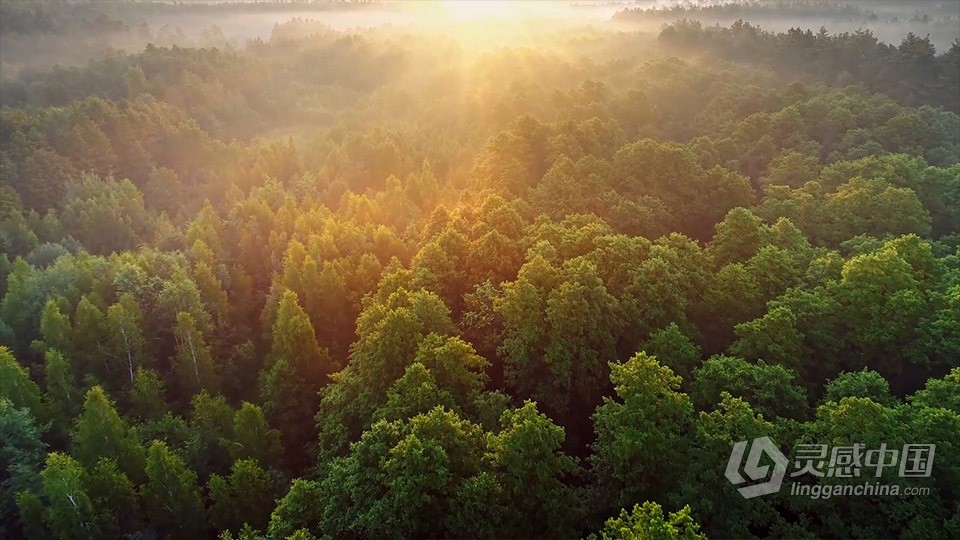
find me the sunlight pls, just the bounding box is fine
[440,0,521,20]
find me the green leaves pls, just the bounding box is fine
[228,403,282,469]
[692,355,808,421]
[71,386,145,483]
[173,311,221,398]
[0,347,43,419]
[208,459,277,533]
[589,501,707,540]
[308,404,580,539]
[591,353,694,513]
[498,256,619,421]
[0,398,45,539]
[36,453,98,540]
[142,440,206,539]
[270,289,331,385]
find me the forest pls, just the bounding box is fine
[0,0,958,539]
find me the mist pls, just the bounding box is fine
[5,0,955,76]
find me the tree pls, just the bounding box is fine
[762,149,820,188]
[142,440,207,538]
[314,405,579,539]
[588,502,706,540]
[86,458,141,538]
[834,238,934,384]
[35,453,99,540]
[71,386,145,482]
[1,398,46,539]
[641,324,702,385]
[793,395,956,539]
[127,367,167,422]
[824,177,932,244]
[728,305,806,376]
[259,358,315,472]
[0,346,43,419]
[172,311,221,398]
[671,394,787,538]
[691,355,807,420]
[43,349,80,444]
[497,256,620,423]
[482,402,581,538]
[187,390,234,478]
[706,207,765,267]
[267,479,326,540]
[270,289,332,385]
[314,288,455,461]
[208,458,277,533]
[373,362,458,422]
[300,257,352,361]
[71,295,108,381]
[824,369,895,405]
[39,299,72,354]
[228,402,282,469]
[591,352,694,515]
[60,175,152,255]
[104,293,149,387]
[700,262,763,351]
[909,368,960,414]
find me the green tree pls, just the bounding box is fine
[128,367,168,422]
[482,402,581,538]
[373,362,458,422]
[173,311,221,397]
[259,358,315,472]
[314,288,455,461]
[824,369,895,405]
[1,398,45,539]
[728,305,806,376]
[641,324,702,385]
[36,453,99,540]
[187,390,234,478]
[591,352,694,515]
[142,440,207,538]
[71,295,108,382]
[588,501,706,540]
[208,458,277,533]
[267,479,325,540]
[71,386,145,482]
[671,394,787,538]
[271,289,332,385]
[86,458,141,538]
[691,355,808,420]
[43,349,80,444]
[105,293,150,387]
[314,405,579,539]
[909,368,960,414]
[39,299,72,354]
[228,402,282,469]
[707,207,765,267]
[497,256,620,423]
[0,346,44,419]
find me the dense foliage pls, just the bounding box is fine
[1,1,958,539]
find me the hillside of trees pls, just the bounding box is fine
[1,1,958,539]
